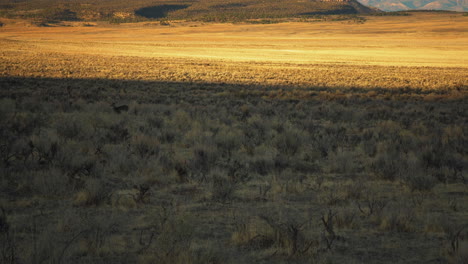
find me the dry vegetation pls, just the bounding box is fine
[0,12,467,264]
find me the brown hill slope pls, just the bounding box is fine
[0,0,377,22]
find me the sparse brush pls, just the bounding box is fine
[73,178,109,207]
[0,13,467,264]
[320,186,344,206]
[274,126,305,157]
[259,214,317,256]
[210,169,237,202]
[442,223,467,257]
[0,207,16,264]
[371,150,403,181]
[356,190,389,217]
[335,207,358,229]
[131,134,160,159]
[379,205,417,233]
[31,168,70,197]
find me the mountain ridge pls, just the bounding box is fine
[357,0,468,11]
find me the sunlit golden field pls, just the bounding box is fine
[1,12,467,81]
[0,12,467,264]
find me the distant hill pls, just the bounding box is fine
[0,0,377,23]
[357,0,468,11]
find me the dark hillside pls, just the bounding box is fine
[0,0,377,22]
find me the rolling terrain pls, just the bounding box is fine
[0,10,467,264]
[0,0,377,23]
[1,13,466,68]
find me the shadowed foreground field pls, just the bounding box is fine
[0,12,467,264]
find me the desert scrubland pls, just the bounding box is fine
[0,12,467,264]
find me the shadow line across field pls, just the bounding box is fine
[1,76,465,105]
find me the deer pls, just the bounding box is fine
[111,102,129,114]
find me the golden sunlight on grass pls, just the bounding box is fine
[1,12,467,67]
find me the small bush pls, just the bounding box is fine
[249,144,276,175]
[102,143,137,176]
[335,208,357,229]
[210,169,236,202]
[142,214,194,264]
[214,127,243,157]
[232,214,318,255]
[404,173,437,192]
[274,126,305,156]
[379,206,416,233]
[32,168,69,197]
[30,129,60,166]
[189,144,218,177]
[344,180,364,200]
[357,190,389,217]
[452,241,468,264]
[328,148,359,174]
[106,122,131,143]
[55,115,93,141]
[73,179,109,206]
[110,189,138,210]
[54,141,96,179]
[131,134,160,159]
[0,208,16,264]
[372,151,403,181]
[402,153,437,192]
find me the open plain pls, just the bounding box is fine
[0,12,467,264]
